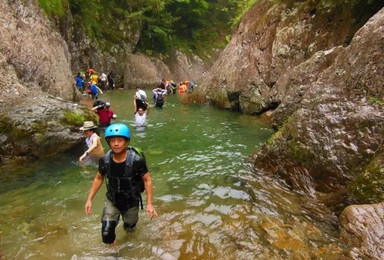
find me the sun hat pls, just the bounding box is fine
[79,121,97,130]
[105,102,111,107]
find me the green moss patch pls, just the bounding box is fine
[60,110,85,127]
[348,156,384,203]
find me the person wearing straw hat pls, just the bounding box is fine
[79,121,104,164]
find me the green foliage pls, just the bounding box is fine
[38,0,68,18]
[40,0,262,56]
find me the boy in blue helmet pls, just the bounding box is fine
[85,123,158,244]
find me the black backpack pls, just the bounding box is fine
[103,147,145,209]
[156,92,164,101]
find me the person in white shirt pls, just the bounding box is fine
[135,87,148,111]
[100,73,109,91]
[134,96,149,127]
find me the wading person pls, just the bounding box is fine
[92,101,117,127]
[134,86,148,111]
[134,96,149,127]
[79,121,104,165]
[152,87,167,108]
[84,123,158,244]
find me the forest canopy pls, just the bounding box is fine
[38,0,259,57]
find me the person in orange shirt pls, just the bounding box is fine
[178,82,187,94]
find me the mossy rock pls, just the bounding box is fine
[348,154,384,203]
[0,113,13,134]
[60,109,97,128]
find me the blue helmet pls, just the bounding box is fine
[105,123,130,141]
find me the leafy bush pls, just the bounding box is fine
[38,0,261,56]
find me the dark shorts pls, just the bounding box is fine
[101,199,139,225]
[135,99,147,111]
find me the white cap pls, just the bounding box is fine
[105,102,111,107]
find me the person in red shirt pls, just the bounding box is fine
[92,101,117,127]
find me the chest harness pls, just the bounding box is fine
[104,147,145,209]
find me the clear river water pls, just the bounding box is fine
[0,89,343,259]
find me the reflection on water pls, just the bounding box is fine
[0,90,343,259]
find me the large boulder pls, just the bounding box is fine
[0,95,95,159]
[339,203,384,259]
[123,52,207,89]
[165,49,207,83]
[123,54,172,89]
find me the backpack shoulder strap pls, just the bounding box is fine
[125,147,143,208]
[104,150,113,177]
[104,150,113,164]
[125,147,135,168]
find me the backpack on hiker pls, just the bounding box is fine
[103,147,146,209]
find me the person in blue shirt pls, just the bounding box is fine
[75,73,84,93]
[89,83,99,100]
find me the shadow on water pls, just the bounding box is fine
[0,89,344,259]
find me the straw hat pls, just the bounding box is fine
[79,121,97,130]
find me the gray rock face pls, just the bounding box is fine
[166,49,206,83]
[123,54,172,88]
[253,6,384,193]
[197,0,384,114]
[340,203,384,259]
[123,52,206,89]
[0,0,74,102]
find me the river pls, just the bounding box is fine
[0,89,343,259]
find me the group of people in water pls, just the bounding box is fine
[77,76,196,245]
[75,69,116,100]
